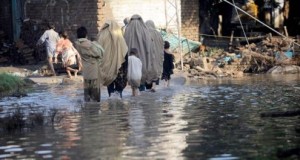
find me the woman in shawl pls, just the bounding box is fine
[124,14,154,92]
[97,20,128,98]
[145,20,164,92]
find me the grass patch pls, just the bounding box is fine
[0,73,25,93]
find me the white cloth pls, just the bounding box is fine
[37,29,60,56]
[127,55,142,87]
[62,46,80,66]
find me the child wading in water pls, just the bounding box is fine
[161,41,175,87]
[56,31,82,79]
[127,48,142,96]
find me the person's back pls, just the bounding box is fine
[38,29,60,52]
[74,26,104,102]
[161,41,174,87]
[75,37,104,80]
[128,55,142,83]
[124,14,152,84]
[127,48,142,96]
[36,23,60,76]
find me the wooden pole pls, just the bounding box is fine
[284,26,289,37]
[223,0,300,47]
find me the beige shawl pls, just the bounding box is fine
[145,20,164,80]
[97,20,128,86]
[124,14,154,84]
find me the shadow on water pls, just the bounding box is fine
[0,74,299,159]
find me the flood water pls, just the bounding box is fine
[0,74,299,159]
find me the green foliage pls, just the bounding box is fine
[0,73,25,93]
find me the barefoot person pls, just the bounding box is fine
[145,20,164,92]
[124,14,153,92]
[36,22,60,76]
[56,31,82,79]
[127,48,142,96]
[75,27,104,102]
[97,20,128,98]
[161,41,174,87]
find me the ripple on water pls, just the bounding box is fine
[4,148,23,152]
[0,75,299,159]
[0,154,13,159]
[35,150,53,155]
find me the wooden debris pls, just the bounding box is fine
[178,34,300,79]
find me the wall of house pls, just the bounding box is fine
[181,0,200,41]
[103,0,200,41]
[22,0,200,41]
[0,0,13,40]
[25,0,104,40]
[102,0,177,32]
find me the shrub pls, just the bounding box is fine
[0,73,25,93]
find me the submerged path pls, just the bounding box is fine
[0,73,299,159]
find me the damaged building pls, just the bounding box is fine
[0,0,299,74]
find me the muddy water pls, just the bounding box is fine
[0,74,299,159]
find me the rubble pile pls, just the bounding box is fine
[0,30,12,64]
[178,35,300,79]
[16,19,49,64]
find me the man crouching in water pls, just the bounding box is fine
[74,27,104,102]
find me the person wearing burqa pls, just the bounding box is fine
[124,14,154,91]
[121,17,130,35]
[74,27,104,102]
[145,20,164,92]
[97,20,128,98]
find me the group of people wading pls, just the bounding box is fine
[37,14,175,102]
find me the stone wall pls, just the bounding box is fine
[23,0,200,41]
[103,0,200,40]
[25,0,104,40]
[102,0,169,30]
[181,0,200,41]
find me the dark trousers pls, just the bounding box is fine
[84,79,100,102]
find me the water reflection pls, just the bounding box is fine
[0,74,299,159]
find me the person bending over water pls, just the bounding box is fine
[56,31,82,79]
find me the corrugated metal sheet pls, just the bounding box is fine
[160,30,201,55]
